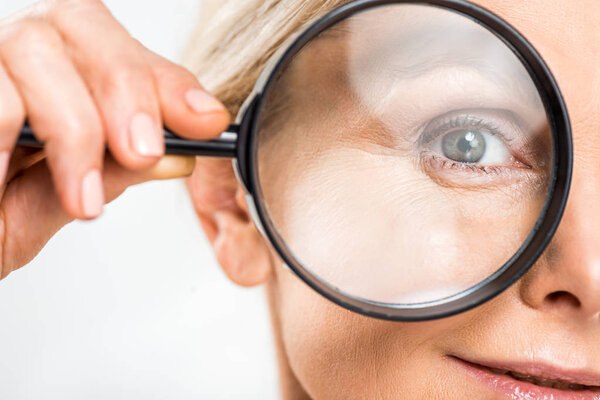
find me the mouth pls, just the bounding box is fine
[449,355,600,400]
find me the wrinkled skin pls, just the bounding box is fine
[1,0,598,399]
[0,0,229,278]
[189,1,600,399]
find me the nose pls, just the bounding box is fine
[505,0,600,324]
[519,168,600,321]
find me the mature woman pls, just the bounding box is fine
[0,0,598,398]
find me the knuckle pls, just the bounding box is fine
[150,56,198,86]
[4,20,64,55]
[0,106,25,135]
[99,63,153,97]
[0,96,25,134]
[48,0,112,33]
[52,0,104,13]
[56,113,104,151]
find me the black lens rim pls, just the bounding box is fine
[237,0,572,321]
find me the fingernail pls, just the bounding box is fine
[185,89,227,114]
[0,151,9,184]
[81,169,105,218]
[130,113,164,157]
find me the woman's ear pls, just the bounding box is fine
[187,158,273,287]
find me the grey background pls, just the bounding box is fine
[0,1,278,399]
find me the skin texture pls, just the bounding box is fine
[255,5,551,303]
[0,0,230,275]
[188,0,600,399]
[0,0,599,399]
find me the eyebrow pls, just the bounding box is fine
[310,21,546,149]
[376,25,542,106]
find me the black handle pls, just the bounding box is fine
[18,124,238,158]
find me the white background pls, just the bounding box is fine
[0,1,278,399]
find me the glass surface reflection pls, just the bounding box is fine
[256,4,552,304]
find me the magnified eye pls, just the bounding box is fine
[422,112,517,169]
[436,128,511,164]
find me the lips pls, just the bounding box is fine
[450,356,600,400]
[487,366,590,391]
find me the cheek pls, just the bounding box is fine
[274,265,393,398]
[273,263,495,399]
[260,139,544,304]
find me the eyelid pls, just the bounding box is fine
[417,108,539,167]
[420,111,514,144]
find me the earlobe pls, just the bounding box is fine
[188,159,273,287]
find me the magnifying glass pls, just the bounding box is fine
[18,0,572,321]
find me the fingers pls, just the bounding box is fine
[102,154,195,200]
[46,0,229,158]
[0,0,227,224]
[46,0,164,169]
[0,20,105,219]
[147,54,231,139]
[0,61,25,186]
[1,160,70,277]
[1,154,194,278]
[92,62,165,169]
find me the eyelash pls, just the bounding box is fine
[417,113,520,176]
[422,152,506,175]
[419,114,507,147]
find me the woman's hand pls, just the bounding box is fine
[0,0,230,278]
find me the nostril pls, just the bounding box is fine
[545,291,581,308]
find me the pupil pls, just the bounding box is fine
[457,137,473,153]
[441,129,486,163]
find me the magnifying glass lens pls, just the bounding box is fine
[254,4,554,306]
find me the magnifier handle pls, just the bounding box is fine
[17,123,238,158]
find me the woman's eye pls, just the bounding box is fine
[432,128,511,165]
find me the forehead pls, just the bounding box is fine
[474,0,600,131]
[318,0,599,147]
[284,0,599,136]
[475,0,599,62]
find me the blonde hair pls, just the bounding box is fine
[183,0,349,116]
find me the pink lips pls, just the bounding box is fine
[450,356,600,400]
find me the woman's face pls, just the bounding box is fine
[256,3,552,304]
[259,1,600,399]
[190,0,600,398]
